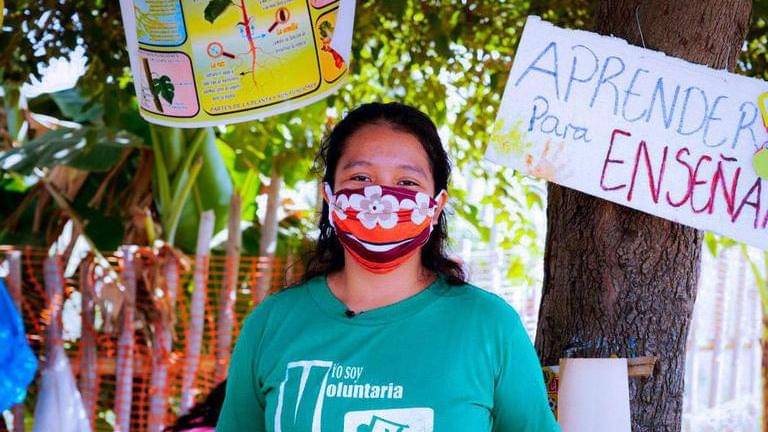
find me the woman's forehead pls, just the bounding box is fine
[339,124,432,171]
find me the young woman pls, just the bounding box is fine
[217,102,559,431]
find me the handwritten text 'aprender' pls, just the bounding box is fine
[601,128,768,228]
[515,41,764,151]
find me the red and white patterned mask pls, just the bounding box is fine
[324,182,445,274]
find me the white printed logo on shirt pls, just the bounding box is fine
[275,360,333,432]
[274,360,427,432]
[344,408,434,432]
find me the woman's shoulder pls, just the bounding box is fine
[441,281,532,348]
[438,278,524,322]
[241,276,323,325]
[267,276,322,303]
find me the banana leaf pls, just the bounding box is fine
[0,126,141,175]
[149,125,204,250]
[169,128,233,252]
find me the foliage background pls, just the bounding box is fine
[0,0,766,287]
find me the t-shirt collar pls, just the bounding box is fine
[307,274,449,326]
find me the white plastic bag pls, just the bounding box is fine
[32,344,92,432]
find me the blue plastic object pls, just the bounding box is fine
[0,278,37,411]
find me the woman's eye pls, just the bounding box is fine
[398,179,419,187]
[350,175,371,182]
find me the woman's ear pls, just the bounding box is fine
[321,182,333,205]
[432,189,449,225]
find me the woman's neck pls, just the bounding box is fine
[327,252,436,313]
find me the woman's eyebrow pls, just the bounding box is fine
[340,160,427,178]
[398,164,427,178]
[340,160,372,170]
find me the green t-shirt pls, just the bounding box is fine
[216,275,560,432]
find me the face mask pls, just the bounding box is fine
[324,182,445,274]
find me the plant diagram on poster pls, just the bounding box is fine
[119,0,356,127]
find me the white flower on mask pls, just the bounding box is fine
[333,194,350,219]
[325,183,349,221]
[400,191,436,225]
[349,185,400,229]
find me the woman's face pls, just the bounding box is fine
[333,123,436,195]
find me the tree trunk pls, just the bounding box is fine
[147,248,180,431]
[257,167,282,299]
[216,192,241,382]
[534,1,752,431]
[181,210,215,411]
[260,167,282,257]
[79,257,98,428]
[115,247,137,432]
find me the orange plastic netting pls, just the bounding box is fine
[2,245,301,431]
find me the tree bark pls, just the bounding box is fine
[534,1,752,431]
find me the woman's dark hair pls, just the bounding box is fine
[302,102,466,285]
[164,380,226,431]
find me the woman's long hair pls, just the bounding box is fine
[301,102,466,285]
[164,380,226,431]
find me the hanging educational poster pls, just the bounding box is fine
[486,16,768,250]
[118,0,356,127]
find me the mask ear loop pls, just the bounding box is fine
[323,182,337,206]
[322,182,337,229]
[428,189,448,232]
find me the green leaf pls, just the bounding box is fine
[156,126,185,174]
[204,0,232,23]
[152,75,175,105]
[166,157,204,247]
[506,256,526,281]
[241,224,261,255]
[754,1,768,17]
[381,0,407,17]
[49,88,104,123]
[216,139,260,221]
[525,190,543,209]
[73,203,125,251]
[704,232,719,256]
[0,127,140,175]
[150,125,172,215]
[173,128,233,252]
[0,172,30,193]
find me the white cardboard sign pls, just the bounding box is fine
[486,16,768,249]
[557,358,631,432]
